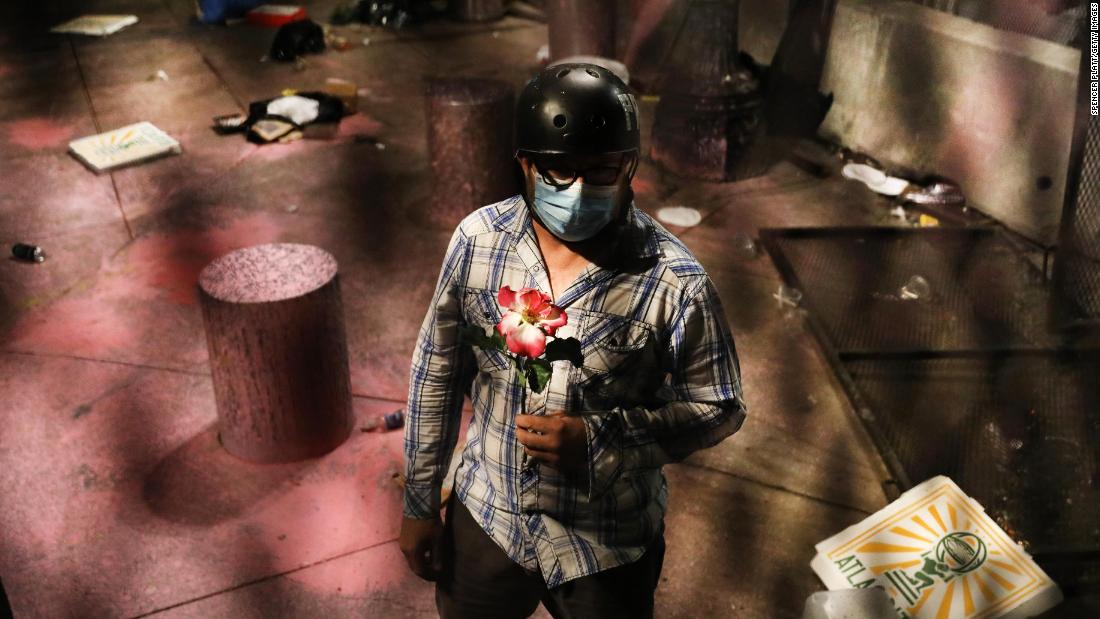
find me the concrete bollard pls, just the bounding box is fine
[426,77,520,228]
[545,0,616,61]
[447,0,505,22]
[648,0,767,181]
[198,243,354,464]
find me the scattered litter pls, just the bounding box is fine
[212,91,346,144]
[898,274,931,301]
[360,409,404,432]
[330,0,435,29]
[773,285,803,309]
[150,69,169,81]
[383,409,404,430]
[918,213,940,227]
[293,56,308,71]
[327,33,352,51]
[354,134,386,149]
[549,55,630,85]
[51,15,138,36]
[270,18,326,62]
[324,77,358,113]
[212,112,248,134]
[656,206,702,227]
[11,243,45,263]
[491,30,500,38]
[800,587,895,619]
[246,4,306,27]
[732,232,759,260]
[901,179,966,207]
[811,476,1063,618]
[361,36,370,45]
[285,204,299,213]
[842,162,909,196]
[535,44,550,64]
[69,121,180,173]
[889,205,910,224]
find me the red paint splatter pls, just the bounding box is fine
[7,118,74,149]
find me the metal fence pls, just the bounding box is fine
[760,226,1100,590]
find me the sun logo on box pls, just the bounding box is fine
[832,498,1040,618]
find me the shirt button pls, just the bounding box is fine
[532,265,542,272]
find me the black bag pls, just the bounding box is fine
[270,19,326,62]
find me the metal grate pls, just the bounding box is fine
[844,353,1100,556]
[763,227,1057,353]
[760,226,1100,587]
[1053,32,1100,329]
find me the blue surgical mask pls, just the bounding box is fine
[530,176,619,242]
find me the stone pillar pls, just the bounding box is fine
[448,0,505,22]
[426,77,520,228]
[197,243,354,464]
[545,0,617,61]
[648,0,767,181]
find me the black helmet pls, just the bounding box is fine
[515,63,640,156]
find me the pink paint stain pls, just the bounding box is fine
[337,112,384,140]
[124,212,284,305]
[6,213,284,357]
[7,118,74,149]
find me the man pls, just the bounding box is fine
[400,63,747,618]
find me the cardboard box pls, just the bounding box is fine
[68,122,181,173]
[51,15,138,36]
[811,476,1062,619]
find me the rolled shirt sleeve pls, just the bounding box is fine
[581,274,747,500]
[403,226,476,519]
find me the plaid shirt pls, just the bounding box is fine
[403,194,747,588]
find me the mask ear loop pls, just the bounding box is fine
[624,151,640,181]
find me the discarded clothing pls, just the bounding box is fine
[213,92,346,144]
[269,19,326,62]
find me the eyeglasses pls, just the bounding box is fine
[530,154,637,189]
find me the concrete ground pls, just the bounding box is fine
[0,1,1038,617]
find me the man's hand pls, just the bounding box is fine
[516,410,588,479]
[399,515,444,581]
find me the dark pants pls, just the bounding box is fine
[436,497,666,619]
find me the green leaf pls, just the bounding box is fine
[489,330,507,351]
[544,337,584,367]
[525,358,552,393]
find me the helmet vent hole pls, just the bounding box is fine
[553,114,567,128]
[590,114,605,128]
[585,68,600,78]
[555,68,570,78]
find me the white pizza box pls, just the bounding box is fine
[51,15,138,36]
[811,476,1062,619]
[68,122,181,173]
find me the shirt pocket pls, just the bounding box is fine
[576,313,663,410]
[461,287,512,374]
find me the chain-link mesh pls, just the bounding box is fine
[764,228,1056,353]
[1053,36,1100,328]
[760,226,1100,581]
[845,353,1100,555]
